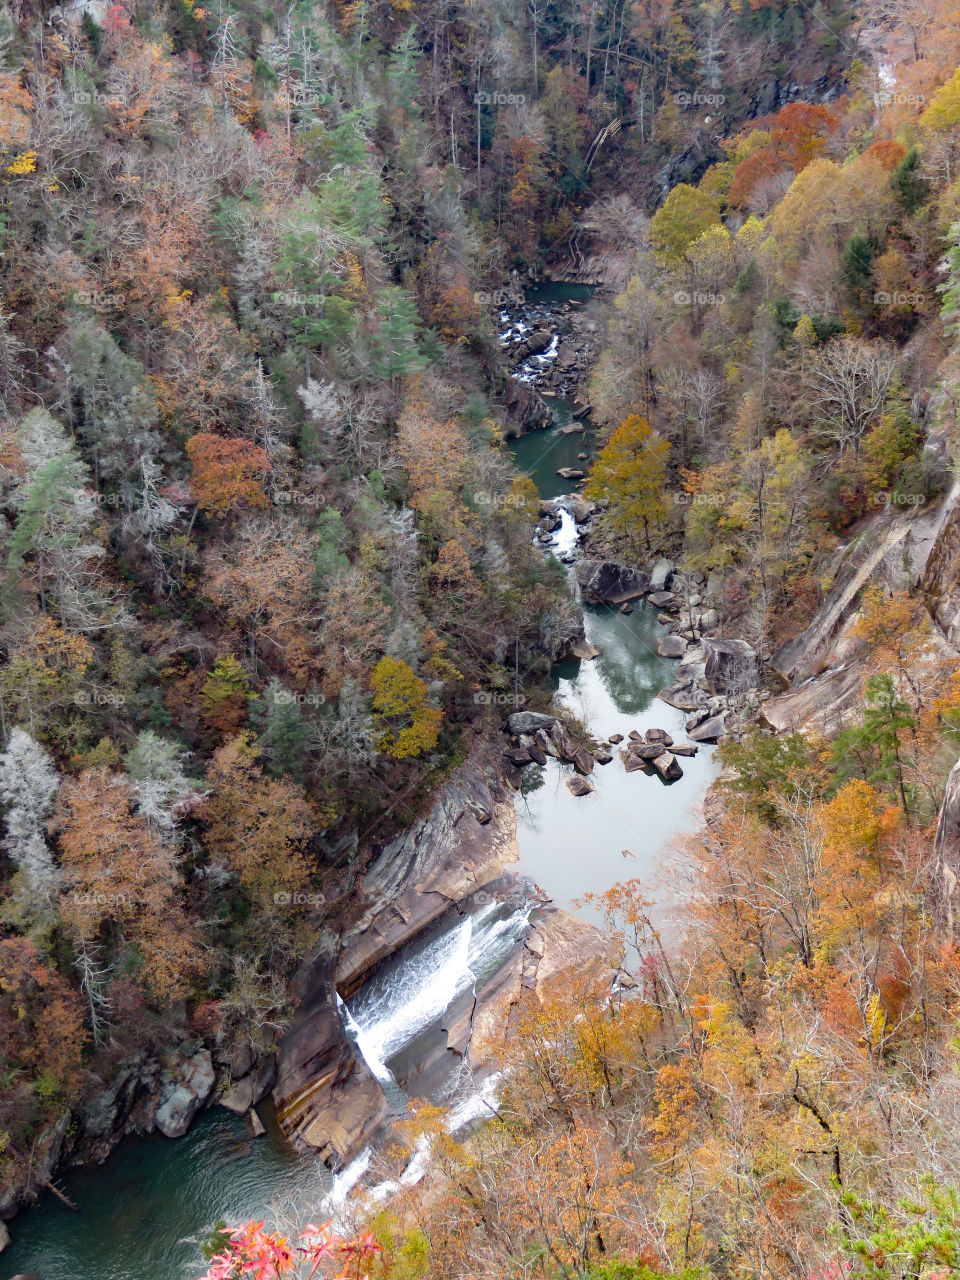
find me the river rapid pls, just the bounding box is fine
[0,282,718,1280]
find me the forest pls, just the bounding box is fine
[2,0,960,1272]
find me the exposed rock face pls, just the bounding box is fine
[273,950,389,1164]
[702,638,760,697]
[504,376,554,435]
[932,756,960,937]
[761,663,865,735]
[577,559,650,605]
[774,483,959,685]
[154,1046,215,1138]
[335,758,518,998]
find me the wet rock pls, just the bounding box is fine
[628,729,643,741]
[573,749,595,776]
[645,728,673,746]
[594,746,614,764]
[650,558,675,591]
[657,634,687,658]
[247,1108,266,1139]
[220,1054,277,1115]
[671,743,699,756]
[155,1048,215,1138]
[504,377,554,434]
[525,329,553,355]
[507,710,557,736]
[577,559,650,606]
[648,590,680,611]
[567,637,600,660]
[566,774,595,796]
[571,498,592,523]
[703,638,760,697]
[620,749,652,774]
[652,752,683,781]
[619,603,633,614]
[557,466,585,480]
[608,733,624,744]
[688,714,727,743]
[632,742,666,760]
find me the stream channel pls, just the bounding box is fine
[0,282,718,1280]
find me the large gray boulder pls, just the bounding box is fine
[650,558,675,592]
[507,710,557,736]
[577,560,649,605]
[702,638,760,697]
[688,714,727,743]
[154,1048,215,1138]
[652,752,683,781]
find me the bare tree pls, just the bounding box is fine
[802,337,898,455]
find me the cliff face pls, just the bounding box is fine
[932,757,960,939]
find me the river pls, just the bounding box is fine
[0,281,718,1280]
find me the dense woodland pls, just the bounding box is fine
[3,0,960,1271]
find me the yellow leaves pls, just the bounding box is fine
[370,656,442,759]
[6,150,36,175]
[822,779,900,859]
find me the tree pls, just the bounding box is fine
[53,768,203,1007]
[649,183,720,264]
[585,414,669,553]
[202,732,317,895]
[370,656,441,759]
[831,674,917,817]
[185,433,271,517]
[802,338,898,455]
[0,727,61,919]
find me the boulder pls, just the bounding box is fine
[658,635,687,658]
[571,498,592,523]
[594,746,614,765]
[247,1108,266,1139]
[703,638,761,697]
[155,1047,216,1138]
[632,742,666,760]
[671,743,699,757]
[566,774,595,796]
[572,749,595,776]
[505,748,531,766]
[700,607,719,631]
[505,377,553,434]
[652,752,683,781]
[507,710,557,736]
[620,749,651,774]
[0,1222,9,1252]
[688,714,727,743]
[658,678,708,712]
[645,728,674,745]
[525,328,553,355]
[220,1054,277,1115]
[567,638,600,660]
[650,558,675,592]
[648,591,680,611]
[608,733,624,744]
[577,560,650,606]
[557,467,584,480]
[535,727,560,759]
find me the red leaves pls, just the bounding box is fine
[198,1220,382,1280]
[185,433,270,517]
